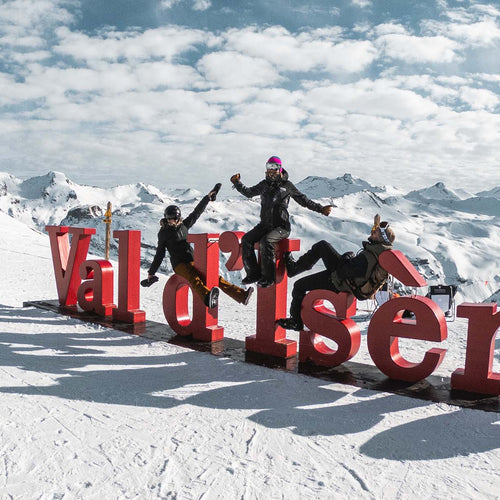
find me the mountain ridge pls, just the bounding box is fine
[1,170,499,305]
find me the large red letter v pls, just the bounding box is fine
[45,226,96,306]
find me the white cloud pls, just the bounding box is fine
[193,0,211,11]
[224,26,376,74]
[54,26,212,63]
[221,90,306,136]
[372,23,408,37]
[351,0,372,8]
[302,81,439,120]
[0,34,45,48]
[0,4,499,192]
[459,86,499,110]
[160,0,182,8]
[197,51,282,88]
[445,20,500,46]
[160,0,211,11]
[377,34,460,63]
[0,0,74,30]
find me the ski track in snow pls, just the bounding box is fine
[0,304,499,498]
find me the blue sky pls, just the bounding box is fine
[1,0,499,192]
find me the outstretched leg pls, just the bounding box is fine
[174,262,218,307]
[277,270,334,330]
[218,276,253,305]
[286,240,342,277]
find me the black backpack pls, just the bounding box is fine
[347,262,388,301]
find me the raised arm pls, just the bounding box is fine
[183,195,210,229]
[230,173,265,198]
[289,182,332,215]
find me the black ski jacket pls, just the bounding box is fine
[233,169,323,231]
[331,240,392,293]
[148,195,209,274]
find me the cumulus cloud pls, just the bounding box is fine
[303,81,439,120]
[160,0,211,11]
[193,0,211,10]
[351,0,372,8]
[54,26,211,63]
[423,18,500,48]
[0,0,74,30]
[221,90,307,136]
[0,0,499,192]
[459,86,499,110]
[376,33,460,63]
[224,26,376,74]
[0,0,75,65]
[197,51,282,88]
[372,23,408,37]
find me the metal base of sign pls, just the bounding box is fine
[24,300,499,413]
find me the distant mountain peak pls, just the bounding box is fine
[296,173,384,198]
[405,181,469,202]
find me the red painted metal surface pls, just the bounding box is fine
[299,289,360,366]
[245,238,301,358]
[451,303,500,395]
[379,249,428,287]
[77,260,115,316]
[163,233,224,341]
[45,226,95,306]
[367,296,447,382]
[112,230,145,323]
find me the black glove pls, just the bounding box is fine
[341,251,356,261]
[209,183,222,201]
[140,276,159,287]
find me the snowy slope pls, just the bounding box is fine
[0,209,499,499]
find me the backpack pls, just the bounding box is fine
[346,261,388,301]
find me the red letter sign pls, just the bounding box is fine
[77,260,115,316]
[163,233,223,341]
[368,296,447,382]
[246,239,300,358]
[219,231,300,357]
[451,303,500,395]
[112,230,145,323]
[299,289,360,366]
[46,226,95,306]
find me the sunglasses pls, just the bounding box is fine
[266,162,281,171]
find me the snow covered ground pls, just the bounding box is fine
[0,205,499,498]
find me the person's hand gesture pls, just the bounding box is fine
[322,205,333,216]
[208,183,222,201]
[230,173,241,184]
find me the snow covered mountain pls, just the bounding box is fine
[1,170,499,304]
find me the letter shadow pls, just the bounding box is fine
[360,410,500,460]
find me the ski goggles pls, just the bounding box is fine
[266,162,282,171]
[377,222,391,244]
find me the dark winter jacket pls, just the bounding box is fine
[233,168,324,231]
[148,195,209,274]
[330,240,392,295]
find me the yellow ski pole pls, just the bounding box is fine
[103,201,112,260]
